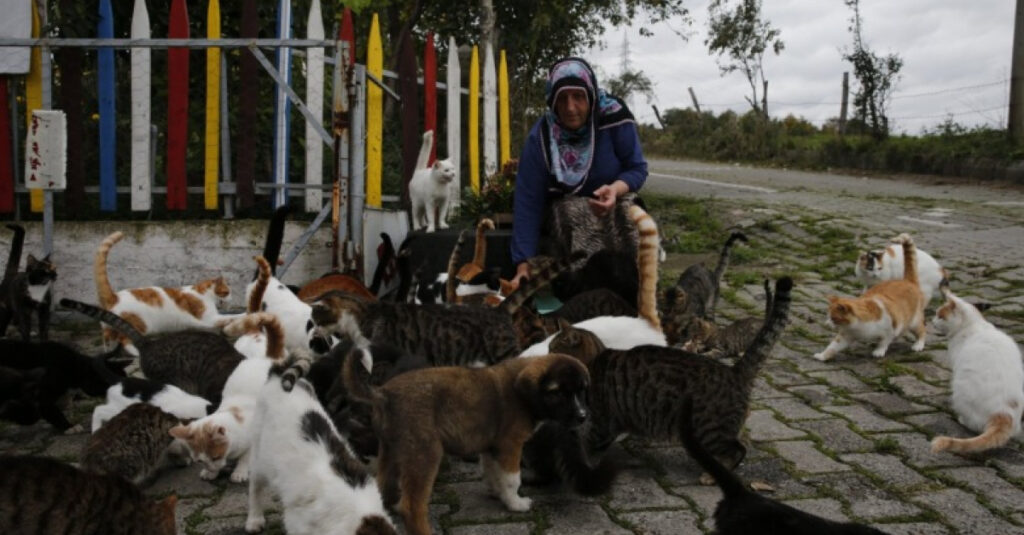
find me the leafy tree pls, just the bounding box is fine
[605,69,656,106]
[842,0,902,140]
[705,0,783,117]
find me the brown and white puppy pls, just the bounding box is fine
[344,347,590,535]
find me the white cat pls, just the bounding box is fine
[519,316,667,357]
[929,283,1024,454]
[855,235,947,300]
[91,377,213,432]
[243,256,312,352]
[244,374,395,535]
[170,313,287,483]
[409,130,456,232]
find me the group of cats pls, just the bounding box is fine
[0,201,1015,535]
[818,233,1023,455]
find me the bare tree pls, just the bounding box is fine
[842,0,902,140]
[705,0,783,118]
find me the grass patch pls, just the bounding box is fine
[873,436,901,454]
[644,194,726,254]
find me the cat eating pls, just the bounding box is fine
[409,130,456,232]
[855,234,947,300]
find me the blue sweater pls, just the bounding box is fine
[510,119,648,265]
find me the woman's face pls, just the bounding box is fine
[555,88,589,130]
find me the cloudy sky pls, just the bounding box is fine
[585,0,1015,134]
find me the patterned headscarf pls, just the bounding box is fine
[542,57,633,191]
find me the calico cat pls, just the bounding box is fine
[245,256,314,352]
[92,376,213,432]
[0,249,57,342]
[245,371,396,535]
[61,298,244,407]
[82,403,186,486]
[855,236,947,300]
[309,252,583,367]
[0,339,125,431]
[0,224,25,338]
[94,231,232,354]
[815,233,927,361]
[661,231,747,346]
[683,279,773,358]
[930,280,1024,453]
[443,223,509,306]
[549,277,793,481]
[0,455,178,535]
[679,398,886,535]
[169,313,289,483]
[409,130,457,232]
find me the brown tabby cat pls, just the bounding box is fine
[549,277,793,481]
[309,252,583,366]
[0,455,177,535]
[683,279,772,358]
[81,403,185,486]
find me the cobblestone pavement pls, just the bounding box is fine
[2,161,1023,534]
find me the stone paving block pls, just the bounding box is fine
[809,369,875,393]
[448,481,533,523]
[746,409,807,441]
[751,376,792,400]
[761,397,831,420]
[782,497,850,523]
[732,454,817,499]
[642,446,702,486]
[875,523,951,535]
[912,488,1024,534]
[889,376,946,398]
[806,472,922,522]
[840,453,931,490]
[146,465,219,498]
[904,412,971,438]
[173,496,212,535]
[789,384,835,406]
[618,510,703,535]
[938,466,1024,512]
[764,364,816,387]
[852,392,934,415]
[823,404,911,432]
[675,484,723,518]
[608,469,688,510]
[0,422,52,454]
[791,418,874,454]
[541,502,632,534]
[985,448,1024,480]
[192,516,248,535]
[840,360,888,380]
[204,489,249,518]
[875,432,974,469]
[40,432,88,461]
[449,522,533,535]
[774,440,852,474]
[902,361,953,383]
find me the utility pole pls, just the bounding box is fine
[688,87,701,114]
[1010,0,1024,143]
[839,72,849,136]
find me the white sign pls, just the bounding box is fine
[25,110,67,190]
[0,0,31,74]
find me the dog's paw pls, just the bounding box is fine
[503,495,532,512]
[245,515,266,533]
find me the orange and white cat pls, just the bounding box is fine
[930,281,1023,454]
[814,233,927,361]
[94,232,234,355]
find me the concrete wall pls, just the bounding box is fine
[0,220,336,313]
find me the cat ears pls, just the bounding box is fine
[556,317,573,332]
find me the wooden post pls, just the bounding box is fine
[498,49,510,167]
[304,0,324,212]
[271,0,293,208]
[839,71,849,136]
[688,86,701,113]
[366,14,383,208]
[423,33,437,165]
[398,31,418,208]
[236,0,257,209]
[468,45,480,193]
[130,0,151,212]
[97,0,116,212]
[651,105,666,129]
[0,79,10,213]
[166,0,189,211]
[203,0,221,210]
[761,79,768,120]
[1009,0,1024,143]
[482,42,497,179]
[445,37,461,210]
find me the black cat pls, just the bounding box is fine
[1,225,58,341]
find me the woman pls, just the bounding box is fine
[510,57,648,287]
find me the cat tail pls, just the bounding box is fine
[415,130,435,170]
[222,312,287,360]
[342,343,386,407]
[2,224,25,287]
[893,233,918,286]
[731,277,793,388]
[459,218,495,282]
[678,396,748,499]
[59,298,145,346]
[931,413,1016,453]
[763,279,773,317]
[275,347,317,392]
[710,231,749,321]
[627,204,661,331]
[498,251,587,317]
[255,205,291,280]
[94,231,124,309]
[368,233,396,296]
[395,246,413,302]
[446,230,467,302]
[248,256,272,313]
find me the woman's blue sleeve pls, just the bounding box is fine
[510,135,548,265]
[614,122,648,192]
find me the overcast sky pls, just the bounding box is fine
[584,0,1015,134]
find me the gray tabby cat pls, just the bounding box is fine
[0,455,178,535]
[0,224,56,341]
[549,277,793,480]
[661,231,747,346]
[81,403,186,486]
[683,279,773,358]
[60,299,244,406]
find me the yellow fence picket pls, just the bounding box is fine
[366,14,382,207]
[203,0,221,210]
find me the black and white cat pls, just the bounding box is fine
[409,130,456,233]
[0,224,57,341]
[855,235,946,300]
[91,376,214,432]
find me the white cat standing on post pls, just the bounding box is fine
[409,130,457,232]
[930,281,1024,454]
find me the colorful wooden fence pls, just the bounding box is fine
[0,5,513,219]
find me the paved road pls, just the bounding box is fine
[2,160,1023,534]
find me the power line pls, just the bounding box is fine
[890,104,1006,121]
